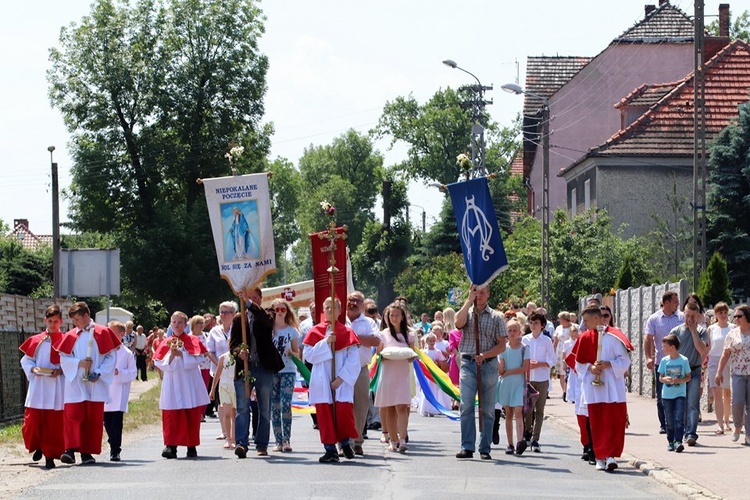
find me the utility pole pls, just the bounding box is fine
[48,146,61,298]
[693,0,707,291]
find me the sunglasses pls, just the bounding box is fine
[734,314,745,319]
[602,313,611,318]
[274,307,287,313]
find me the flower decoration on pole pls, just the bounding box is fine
[224,145,245,175]
[320,199,336,217]
[456,153,472,171]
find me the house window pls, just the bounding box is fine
[570,188,577,216]
[584,179,591,210]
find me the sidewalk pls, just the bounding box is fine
[545,390,745,499]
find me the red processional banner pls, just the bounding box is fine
[310,227,347,324]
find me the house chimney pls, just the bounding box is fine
[719,4,730,38]
[645,4,656,18]
[658,0,667,6]
[14,218,29,229]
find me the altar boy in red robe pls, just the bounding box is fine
[303,297,360,463]
[570,306,633,472]
[154,311,210,459]
[19,305,66,468]
[56,302,119,465]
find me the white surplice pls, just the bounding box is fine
[156,348,210,410]
[59,328,116,404]
[105,346,137,412]
[305,328,360,405]
[20,339,65,410]
[575,334,631,405]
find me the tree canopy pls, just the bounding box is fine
[48,0,271,313]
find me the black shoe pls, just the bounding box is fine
[455,449,474,459]
[492,409,502,445]
[60,450,75,464]
[480,452,492,460]
[162,446,177,459]
[582,445,591,460]
[659,427,667,434]
[531,441,541,453]
[80,453,96,464]
[523,430,532,442]
[234,445,247,459]
[187,446,197,458]
[368,422,381,430]
[110,453,120,462]
[44,458,55,469]
[341,444,355,459]
[562,391,567,402]
[312,423,319,430]
[319,450,339,463]
[515,440,527,455]
[505,445,515,455]
[362,432,369,439]
[405,434,409,443]
[205,412,216,418]
[588,450,597,465]
[32,449,43,462]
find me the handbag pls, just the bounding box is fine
[522,345,540,415]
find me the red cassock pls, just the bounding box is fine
[154,335,209,447]
[19,332,65,459]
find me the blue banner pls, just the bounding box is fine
[447,177,508,287]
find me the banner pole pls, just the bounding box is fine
[474,297,482,433]
[240,298,250,399]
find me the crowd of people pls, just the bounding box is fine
[18,287,750,470]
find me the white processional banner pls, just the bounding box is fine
[203,173,276,294]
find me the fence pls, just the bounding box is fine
[0,295,74,422]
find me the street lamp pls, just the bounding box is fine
[48,145,61,299]
[408,203,427,233]
[443,59,493,179]
[502,83,550,310]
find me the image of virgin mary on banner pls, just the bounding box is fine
[203,173,277,294]
[447,177,508,287]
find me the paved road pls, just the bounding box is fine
[17,410,681,499]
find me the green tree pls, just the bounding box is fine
[394,253,469,315]
[48,0,271,313]
[351,170,411,304]
[708,9,750,40]
[707,102,750,296]
[491,215,541,306]
[265,157,302,287]
[0,238,51,297]
[614,254,635,290]
[697,252,732,307]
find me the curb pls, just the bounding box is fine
[546,412,723,500]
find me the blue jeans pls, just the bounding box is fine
[271,372,295,444]
[684,367,702,441]
[459,357,498,454]
[663,396,685,444]
[731,374,750,434]
[654,368,666,430]
[235,363,273,450]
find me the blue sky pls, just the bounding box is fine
[0,0,722,235]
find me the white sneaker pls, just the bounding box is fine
[595,459,606,470]
[606,457,618,471]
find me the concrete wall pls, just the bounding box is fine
[0,295,74,421]
[530,43,695,213]
[597,160,693,238]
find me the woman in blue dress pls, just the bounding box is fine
[497,319,530,455]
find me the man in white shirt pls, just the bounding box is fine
[346,291,381,456]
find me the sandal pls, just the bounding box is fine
[715,428,725,435]
[216,434,226,440]
[380,432,390,444]
[223,442,232,449]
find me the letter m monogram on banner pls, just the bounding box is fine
[447,177,508,288]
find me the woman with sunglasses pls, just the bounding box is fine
[716,304,750,444]
[269,299,300,452]
[600,306,615,327]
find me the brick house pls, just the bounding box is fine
[521,1,729,215]
[559,39,750,238]
[8,219,52,252]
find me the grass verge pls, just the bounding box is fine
[0,422,22,447]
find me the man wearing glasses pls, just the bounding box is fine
[644,291,685,434]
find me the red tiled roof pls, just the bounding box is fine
[560,40,750,175]
[524,56,592,115]
[9,221,52,252]
[613,2,694,43]
[614,82,680,109]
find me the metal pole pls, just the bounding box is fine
[693,0,706,291]
[542,103,550,310]
[49,146,61,299]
